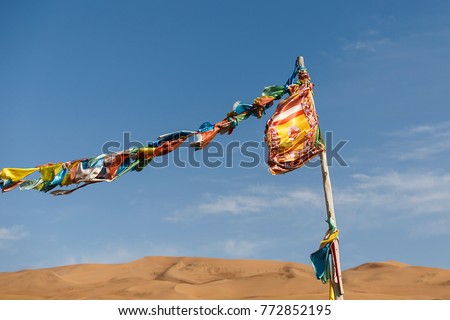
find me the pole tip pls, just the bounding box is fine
[297,56,305,67]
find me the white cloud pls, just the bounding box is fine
[166,186,323,221]
[0,225,28,240]
[59,244,182,266]
[343,38,390,52]
[335,170,450,234]
[397,141,450,161]
[77,247,135,264]
[221,239,268,258]
[196,195,267,215]
[404,125,435,135]
[334,120,450,236]
[390,121,450,137]
[386,121,450,161]
[414,218,449,236]
[341,14,420,54]
[367,29,380,36]
[344,171,450,214]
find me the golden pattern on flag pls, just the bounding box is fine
[265,73,325,175]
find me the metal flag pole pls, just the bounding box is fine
[298,56,344,300]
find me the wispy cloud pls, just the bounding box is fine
[166,186,323,221]
[367,29,380,36]
[387,121,450,160]
[64,247,136,265]
[60,243,182,266]
[343,38,390,52]
[390,121,450,137]
[341,14,396,53]
[223,239,264,258]
[0,225,28,241]
[209,239,268,259]
[333,120,450,236]
[413,218,449,236]
[196,195,267,215]
[336,170,450,234]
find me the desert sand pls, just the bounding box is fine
[0,257,449,300]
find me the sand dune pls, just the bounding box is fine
[0,257,449,300]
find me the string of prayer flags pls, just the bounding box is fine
[0,58,325,196]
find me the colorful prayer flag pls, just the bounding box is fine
[265,70,325,175]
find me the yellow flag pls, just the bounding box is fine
[0,167,39,182]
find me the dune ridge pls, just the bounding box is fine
[0,256,449,300]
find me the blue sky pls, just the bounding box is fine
[1,0,450,272]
